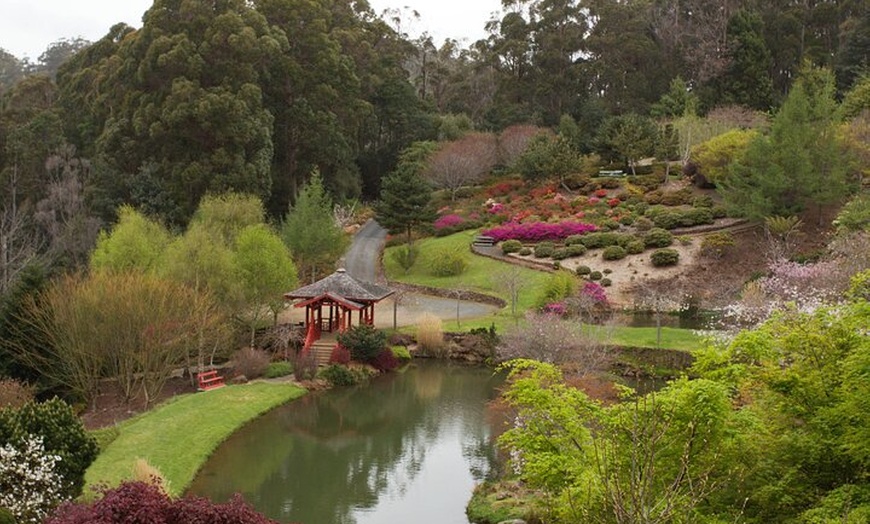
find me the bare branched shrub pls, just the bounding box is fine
[231,347,271,379]
[0,378,35,409]
[293,351,317,381]
[497,312,613,373]
[416,313,445,356]
[9,272,226,407]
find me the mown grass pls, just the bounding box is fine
[84,382,305,497]
[384,230,706,352]
[384,229,551,313]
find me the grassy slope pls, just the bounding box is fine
[384,230,704,351]
[85,382,305,497]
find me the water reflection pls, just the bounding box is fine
[188,362,503,524]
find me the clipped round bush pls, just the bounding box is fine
[428,249,469,276]
[566,244,587,257]
[534,241,556,258]
[644,228,673,248]
[693,195,714,208]
[337,324,387,363]
[711,206,728,219]
[603,268,613,274]
[652,211,682,230]
[651,248,680,267]
[589,271,603,281]
[576,265,592,276]
[626,239,645,254]
[501,239,523,254]
[602,220,621,231]
[619,215,636,226]
[581,232,619,249]
[320,365,359,386]
[602,245,627,260]
[564,235,585,246]
[616,234,640,248]
[518,247,532,256]
[552,248,571,260]
[600,278,612,287]
[634,216,654,231]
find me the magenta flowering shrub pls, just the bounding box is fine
[434,214,466,230]
[543,302,567,316]
[482,221,597,242]
[582,282,608,303]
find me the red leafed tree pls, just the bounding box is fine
[497,125,551,167]
[425,132,498,200]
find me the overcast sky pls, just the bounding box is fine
[0,0,501,61]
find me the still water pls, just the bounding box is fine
[187,361,504,524]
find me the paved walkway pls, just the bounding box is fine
[335,220,498,328]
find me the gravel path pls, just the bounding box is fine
[342,220,499,327]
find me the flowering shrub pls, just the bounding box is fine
[607,198,621,208]
[543,302,567,316]
[46,481,278,524]
[594,189,609,198]
[434,214,465,230]
[486,180,524,197]
[588,197,601,205]
[0,398,98,500]
[0,436,66,524]
[483,221,597,242]
[582,282,608,303]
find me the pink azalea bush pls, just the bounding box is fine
[582,282,608,303]
[434,214,466,230]
[482,221,598,242]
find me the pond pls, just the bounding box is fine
[187,361,504,524]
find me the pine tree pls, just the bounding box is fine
[281,171,348,283]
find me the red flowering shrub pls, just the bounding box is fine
[482,221,598,242]
[371,349,399,372]
[486,180,524,197]
[329,344,351,365]
[594,189,609,198]
[47,481,279,524]
[607,198,621,208]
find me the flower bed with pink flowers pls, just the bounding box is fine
[482,220,598,242]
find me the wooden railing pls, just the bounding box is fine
[303,322,321,353]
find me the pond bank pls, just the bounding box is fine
[84,381,306,497]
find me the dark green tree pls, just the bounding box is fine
[595,113,658,174]
[708,10,775,111]
[374,143,436,245]
[514,134,582,188]
[723,66,850,221]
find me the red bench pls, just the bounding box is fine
[197,370,225,391]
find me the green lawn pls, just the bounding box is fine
[85,382,305,497]
[385,230,706,352]
[384,229,551,313]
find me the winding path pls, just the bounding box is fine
[343,220,498,327]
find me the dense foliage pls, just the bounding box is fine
[0,398,98,500]
[46,481,278,524]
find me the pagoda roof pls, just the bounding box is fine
[283,268,393,303]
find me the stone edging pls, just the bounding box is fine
[386,281,507,308]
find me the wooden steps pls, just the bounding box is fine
[308,340,336,367]
[472,235,496,248]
